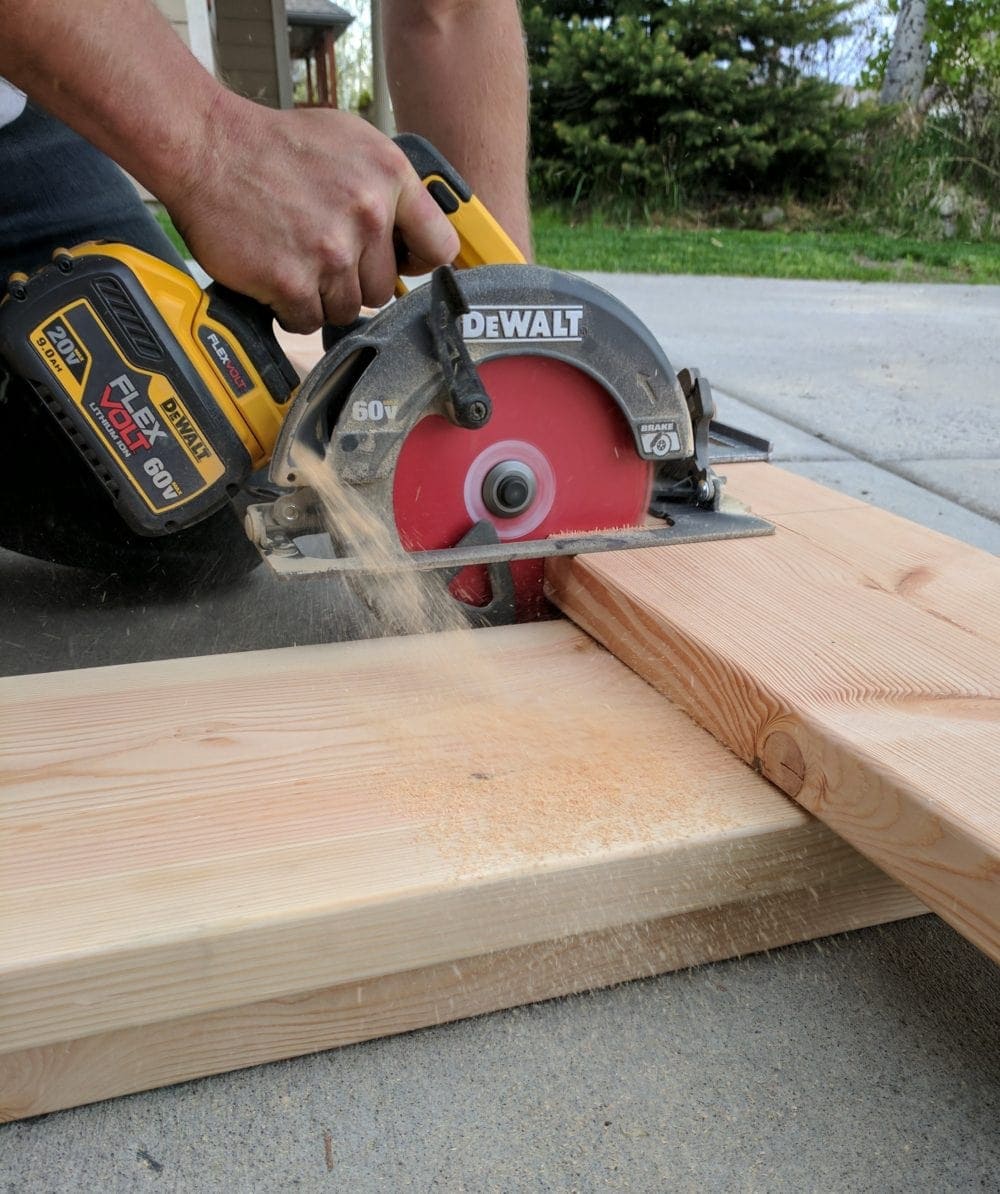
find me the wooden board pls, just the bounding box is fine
[547,463,1000,959]
[0,621,920,1120]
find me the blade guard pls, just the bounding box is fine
[269,264,697,494]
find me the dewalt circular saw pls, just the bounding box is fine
[0,136,770,623]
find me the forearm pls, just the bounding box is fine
[0,0,241,207]
[383,0,532,259]
[0,0,465,330]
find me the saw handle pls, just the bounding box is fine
[175,136,521,367]
[394,133,526,274]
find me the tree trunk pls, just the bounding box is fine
[880,0,930,105]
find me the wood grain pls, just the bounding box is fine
[0,620,921,1118]
[1,872,916,1122]
[547,463,1000,958]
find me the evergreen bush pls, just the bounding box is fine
[527,0,874,209]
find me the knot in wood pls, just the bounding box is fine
[759,729,807,797]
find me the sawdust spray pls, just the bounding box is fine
[295,447,473,641]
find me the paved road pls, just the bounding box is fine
[2,275,997,1193]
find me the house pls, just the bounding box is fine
[156,0,353,109]
[288,0,354,108]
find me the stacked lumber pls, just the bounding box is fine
[0,620,918,1120]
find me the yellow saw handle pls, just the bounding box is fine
[393,133,525,295]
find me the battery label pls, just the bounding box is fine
[36,316,90,387]
[31,301,224,513]
[197,324,254,398]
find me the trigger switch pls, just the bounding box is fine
[428,180,460,215]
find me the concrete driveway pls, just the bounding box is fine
[598,274,1000,538]
[2,275,998,1193]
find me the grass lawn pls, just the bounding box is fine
[533,208,1000,285]
[156,205,999,286]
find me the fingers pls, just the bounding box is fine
[269,278,325,336]
[272,247,367,332]
[394,173,461,274]
[178,111,462,336]
[356,232,399,313]
[397,249,442,278]
[276,250,391,333]
[319,177,454,326]
[351,154,458,306]
[320,268,364,329]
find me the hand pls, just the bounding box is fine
[164,98,460,332]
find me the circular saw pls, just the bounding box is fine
[0,134,770,622]
[246,257,771,623]
[244,135,772,624]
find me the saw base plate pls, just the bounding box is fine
[250,499,772,577]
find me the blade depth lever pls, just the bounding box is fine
[426,266,492,430]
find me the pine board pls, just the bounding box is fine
[0,621,919,1120]
[547,463,1000,959]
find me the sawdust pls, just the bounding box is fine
[293,447,738,880]
[375,633,745,878]
[293,443,510,714]
[295,447,469,642]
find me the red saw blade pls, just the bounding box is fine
[393,355,653,620]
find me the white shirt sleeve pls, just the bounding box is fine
[0,79,27,129]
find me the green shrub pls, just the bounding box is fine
[527,0,872,210]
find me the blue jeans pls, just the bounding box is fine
[0,101,187,278]
[0,103,258,582]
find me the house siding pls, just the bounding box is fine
[213,0,291,109]
[153,0,290,109]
